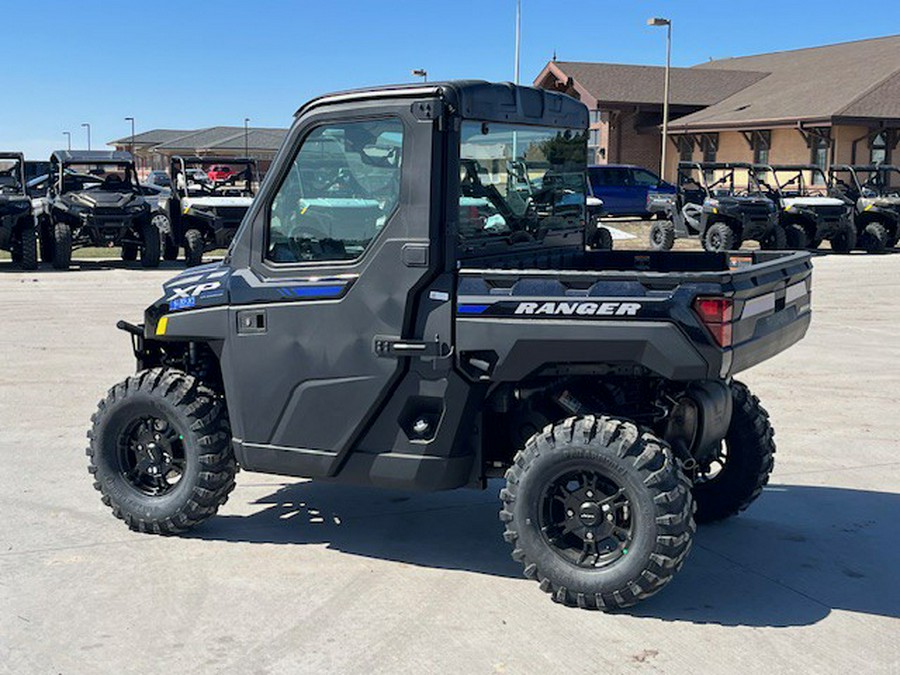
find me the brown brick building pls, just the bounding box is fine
[535,35,900,182]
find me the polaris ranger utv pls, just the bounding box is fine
[164,156,258,266]
[87,82,812,611]
[649,162,783,252]
[0,152,37,269]
[829,164,900,251]
[33,151,158,270]
[754,164,857,252]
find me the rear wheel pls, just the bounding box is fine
[703,222,736,252]
[587,225,613,250]
[829,221,857,253]
[501,415,694,610]
[691,381,775,524]
[87,368,238,534]
[759,224,787,250]
[183,228,204,267]
[17,225,38,270]
[39,219,53,263]
[649,221,675,251]
[51,221,72,270]
[784,223,809,250]
[140,220,161,268]
[121,244,138,261]
[858,221,888,253]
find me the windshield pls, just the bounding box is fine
[176,160,257,198]
[59,162,139,193]
[0,157,24,194]
[458,122,586,254]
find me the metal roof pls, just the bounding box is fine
[52,150,134,163]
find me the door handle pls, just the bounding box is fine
[237,309,267,334]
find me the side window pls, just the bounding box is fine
[631,169,659,187]
[267,118,403,263]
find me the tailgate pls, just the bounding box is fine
[725,252,812,374]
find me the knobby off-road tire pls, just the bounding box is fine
[183,228,204,267]
[829,221,857,254]
[52,221,72,270]
[784,222,809,250]
[121,244,138,261]
[39,219,53,263]
[704,223,736,252]
[587,225,613,250]
[692,381,775,524]
[87,368,237,534]
[858,221,888,253]
[17,225,38,270]
[759,224,787,251]
[140,219,161,268]
[649,221,675,251]
[500,416,695,611]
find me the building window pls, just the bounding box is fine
[810,134,829,185]
[871,132,889,164]
[589,110,602,126]
[752,130,771,165]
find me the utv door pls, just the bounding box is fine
[220,99,444,479]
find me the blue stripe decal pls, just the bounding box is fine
[458,304,489,314]
[277,284,346,299]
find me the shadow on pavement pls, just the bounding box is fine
[192,480,898,626]
[0,259,192,274]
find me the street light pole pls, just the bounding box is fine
[648,17,672,179]
[63,131,71,151]
[81,123,91,151]
[124,117,135,155]
[244,118,250,158]
[514,0,521,84]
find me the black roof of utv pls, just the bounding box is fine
[51,150,135,164]
[295,80,588,128]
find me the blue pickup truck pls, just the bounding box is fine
[588,164,676,218]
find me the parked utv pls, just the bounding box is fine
[650,162,783,252]
[164,156,258,266]
[829,164,900,251]
[0,152,38,269]
[32,151,158,269]
[754,164,857,252]
[87,82,812,611]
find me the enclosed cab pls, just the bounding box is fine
[829,164,900,251]
[754,164,857,252]
[0,152,37,269]
[166,155,258,266]
[651,162,783,251]
[33,150,157,269]
[88,82,812,612]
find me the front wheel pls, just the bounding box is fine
[703,222,736,252]
[87,368,237,534]
[501,416,694,610]
[587,225,613,250]
[691,381,775,524]
[858,221,888,253]
[51,221,72,270]
[183,228,204,267]
[649,220,675,251]
[830,221,857,253]
[17,225,38,270]
[784,223,809,250]
[140,219,161,268]
[759,224,787,251]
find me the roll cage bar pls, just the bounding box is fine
[0,152,26,194]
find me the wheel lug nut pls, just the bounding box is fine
[602,504,610,512]
[586,532,594,540]
[566,509,574,517]
[586,491,594,498]
[607,515,614,521]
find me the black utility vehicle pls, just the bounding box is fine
[33,151,157,269]
[164,156,258,266]
[754,164,857,252]
[0,152,37,269]
[650,162,783,252]
[88,82,812,611]
[829,164,900,251]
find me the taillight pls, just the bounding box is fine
[693,296,733,348]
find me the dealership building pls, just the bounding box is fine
[108,126,288,174]
[535,34,900,181]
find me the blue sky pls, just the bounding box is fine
[1,0,895,159]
